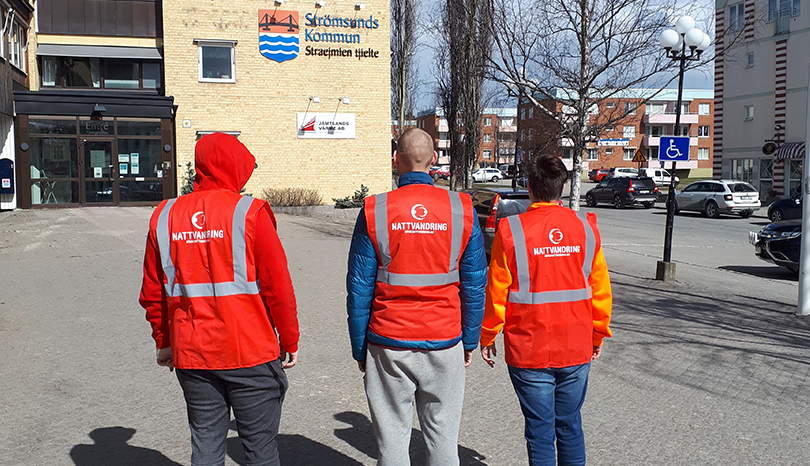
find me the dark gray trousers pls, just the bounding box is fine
[176,359,288,466]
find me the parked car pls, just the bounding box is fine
[674,180,760,218]
[606,167,639,178]
[466,188,533,258]
[749,219,800,273]
[472,168,504,182]
[498,164,517,178]
[588,168,610,182]
[585,176,658,209]
[430,165,450,180]
[768,196,802,222]
[638,168,679,187]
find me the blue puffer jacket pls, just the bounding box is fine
[346,171,488,361]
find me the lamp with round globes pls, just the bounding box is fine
[655,16,711,282]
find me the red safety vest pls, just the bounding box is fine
[154,191,280,370]
[499,207,600,368]
[364,184,474,343]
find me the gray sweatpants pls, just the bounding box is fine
[365,342,465,466]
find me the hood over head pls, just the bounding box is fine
[193,133,256,193]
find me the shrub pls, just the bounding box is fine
[180,161,195,195]
[333,184,369,209]
[261,187,323,207]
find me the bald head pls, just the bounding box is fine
[395,128,436,173]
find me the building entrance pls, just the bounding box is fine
[82,139,116,204]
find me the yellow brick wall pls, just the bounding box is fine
[163,1,392,202]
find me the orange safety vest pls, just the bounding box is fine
[364,184,474,344]
[154,192,280,370]
[499,208,600,368]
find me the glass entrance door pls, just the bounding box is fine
[83,139,117,204]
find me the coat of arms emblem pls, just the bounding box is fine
[259,10,299,63]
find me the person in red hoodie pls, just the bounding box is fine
[139,133,299,466]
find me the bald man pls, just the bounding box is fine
[346,128,487,466]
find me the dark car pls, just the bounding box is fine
[466,188,532,258]
[585,176,658,209]
[749,220,800,273]
[768,196,802,222]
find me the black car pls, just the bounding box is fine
[585,176,658,209]
[466,188,532,258]
[750,220,800,272]
[768,196,801,222]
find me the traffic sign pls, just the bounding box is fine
[632,149,646,163]
[660,136,690,161]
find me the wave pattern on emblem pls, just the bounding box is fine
[259,33,299,62]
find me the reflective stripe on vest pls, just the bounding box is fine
[157,196,260,298]
[373,191,465,287]
[507,212,595,305]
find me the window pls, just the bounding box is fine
[498,132,515,142]
[562,149,572,159]
[605,148,614,155]
[746,52,755,67]
[625,102,637,115]
[646,147,659,160]
[769,0,801,21]
[197,40,237,83]
[699,103,710,115]
[606,101,615,108]
[646,125,663,137]
[8,21,27,71]
[698,148,710,160]
[586,148,598,161]
[520,130,525,141]
[439,132,448,140]
[483,133,492,143]
[41,57,163,89]
[759,158,774,200]
[499,118,514,126]
[103,60,140,89]
[623,126,635,138]
[729,3,744,30]
[677,125,689,136]
[623,148,635,160]
[484,118,492,127]
[745,105,754,120]
[483,149,492,159]
[646,103,665,115]
[698,125,710,137]
[605,125,615,132]
[439,118,448,126]
[520,108,526,120]
[789,159,803,198]
[528,129,533,141]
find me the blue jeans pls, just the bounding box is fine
[508,363,591,466]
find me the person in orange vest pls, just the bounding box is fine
[481,154,612,466]
[346,128,487,465]
[139,133,299,466]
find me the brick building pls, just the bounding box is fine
[415,107,517,167]
[162,1,391,202]
[517,89,714,178]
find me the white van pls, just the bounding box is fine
[639,168,679,187]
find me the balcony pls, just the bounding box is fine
[774,8,792,35]
[437,140,450,149]
[642,113,699,124]
[643,136,699,147]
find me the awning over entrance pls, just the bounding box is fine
[36,44,162,60]
[13,90,174,119]
[776,142,806,160]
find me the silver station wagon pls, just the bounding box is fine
[674,180,761,218]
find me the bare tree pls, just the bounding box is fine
[488,0,718,209]
[391,0,419,138]
[435,0,494,190]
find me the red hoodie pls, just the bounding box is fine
[139,133,299,370]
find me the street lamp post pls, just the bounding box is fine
[655,16,711,282]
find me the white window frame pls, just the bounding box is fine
[483,149,492,159]
[698,103,710,115]
[605,125,615,132]
[746,52,754,67]
[745,105,754,120]
[623,148,635,160]
[586,148,598,161]
[195,39,237,83]
[698,148,710,160]
[606,101,615,108]
[8,19,28,72]
[520,108,525,120]
[729,3,744,30]
[605,148,614,155]
[698,125,710,137]
[623,125,635,138]
[625,102,637,115]
[528,128,533,141]
[483,133,492,143]
[484,117,492,127]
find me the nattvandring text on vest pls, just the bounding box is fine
[534,245,581,257]
[172,230,226,243]
[391,222,448,234]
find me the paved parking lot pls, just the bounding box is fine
[0,205,808,465]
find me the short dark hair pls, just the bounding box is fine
[526,155,568,202]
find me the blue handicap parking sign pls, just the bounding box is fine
[660,137,690,161]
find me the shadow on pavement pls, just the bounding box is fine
[719,265,798,281]
[333,411,488,465]
[226,420,363,466]
[70,427,183,466]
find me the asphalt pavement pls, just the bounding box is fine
[1,205,809,465]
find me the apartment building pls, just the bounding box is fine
[517,89,714,178]
[1,0,34,210]
[11,0,175,209]
[415,107,517,167]
[714,0,807,203]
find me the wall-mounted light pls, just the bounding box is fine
[315,1,325,7]
[274,0,284,4]
[340,97,350,105]
[93,104,107,113]
[92,103,107,121]
[355,3,365,9]
[310,96,321,103]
